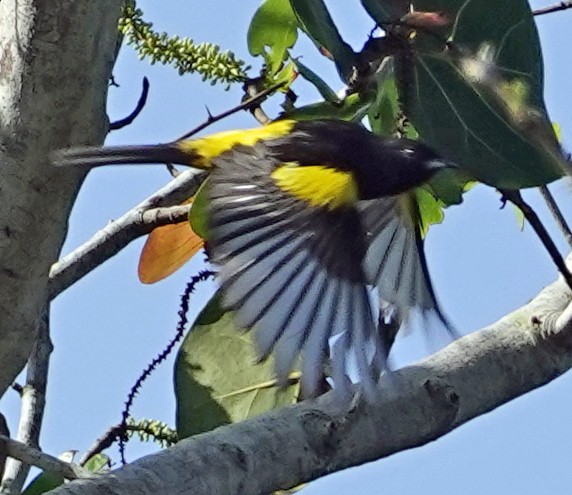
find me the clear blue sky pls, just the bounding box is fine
[2,1,572,493]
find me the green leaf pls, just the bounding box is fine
[83,454,110,473]
[194,292,225,325]
[247,0,298,74]
[22,454,110,495]
[293,58,340,103]
[361,0,409,25]
[22,452,72,495]
[415,187,445,237]
[22,472,65,495]
[367,61,400,136]
[289,0,355,81]
[272,60,298,89]
[513,204,526,231]
[188,179,209,240]
[175,293,300,439]
[280,92,371,122]
[366,62,469,209]
[403,0,562,189]
[425,169,473,206]
[553,122,562,142]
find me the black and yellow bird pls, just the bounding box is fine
[54,118,455,397]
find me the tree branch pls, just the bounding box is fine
[0,0,124,396]
[175,81,285,142]
[0,416,9,481]
[539,185,572,250]
[0,435,92,482]
[533,1,572,16]
[48,169,206,300]
[502,189,572,290]
[109,77,150,131]
[1,309,53,494]
[45,265,572,495]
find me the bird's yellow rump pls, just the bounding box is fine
[53,118,455,398]
[179,120,296,168]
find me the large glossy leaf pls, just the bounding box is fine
[361,0,410,25]
[367,60,468,236]
[368,73,448,232]
[247,0,299,74]
[289,0,355,81]
[175,294,300,439]
[403,0,562,189]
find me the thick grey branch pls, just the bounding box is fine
[46,271,572,495]
[48,169,206,299]
[0,435,92,482]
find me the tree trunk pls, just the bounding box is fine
[0,0,123,394]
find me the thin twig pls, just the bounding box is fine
[79,421,177,467]
[0,308,53,493]
[533,1,572,16]
[243,80,271,125]
[48,173,205,300]
[109,77,150,131]
[79,424,124,467]
[118,270,215,464]
[175,80,286,142]
[0,415,9,482]
[49,81,286,297]
[502,189,572,290]
[539,185,572,250]
[0,435,92,481]
[9,385,22,396]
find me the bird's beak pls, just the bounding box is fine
[427,159,459,171]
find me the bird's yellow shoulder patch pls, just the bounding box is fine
[271,163,358,210]
[177,120,295,168]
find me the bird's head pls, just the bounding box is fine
[361,138,458,198]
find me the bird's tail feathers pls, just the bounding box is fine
[51,143,200,169]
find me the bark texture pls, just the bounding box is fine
[0,0,123,393]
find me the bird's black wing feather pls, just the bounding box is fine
[208,143,380,396]
[358,196,451,332]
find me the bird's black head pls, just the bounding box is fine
[359,137,456,199]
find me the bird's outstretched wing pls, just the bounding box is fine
[208,143,383,396]
[358,196,452,333]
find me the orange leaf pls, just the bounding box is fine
[138,203,204,284]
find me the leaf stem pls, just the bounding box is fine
[501,189,572,290]
[539,185,572,250]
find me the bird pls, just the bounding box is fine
[53,118,456,398]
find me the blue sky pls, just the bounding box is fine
[3,1,572,493]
